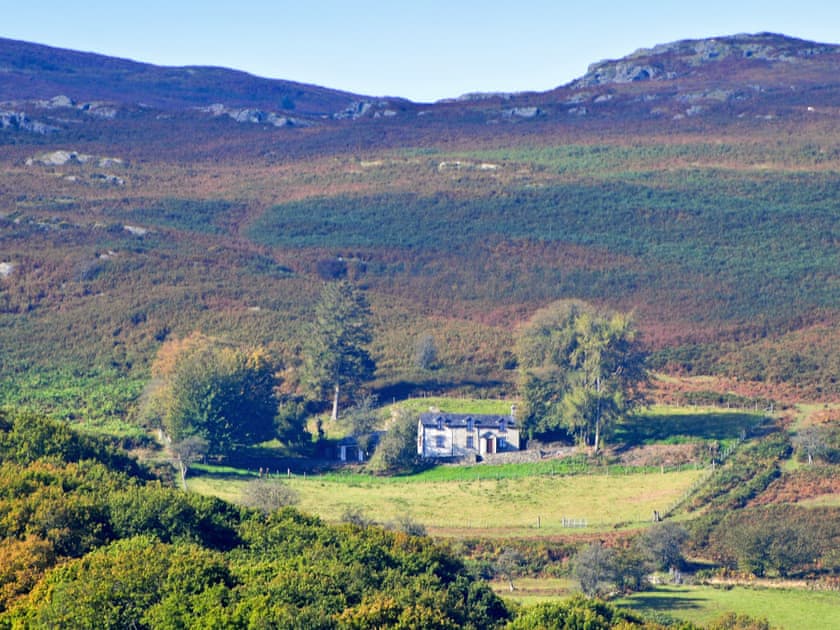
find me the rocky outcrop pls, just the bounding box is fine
[333,100,403,120]
[32,95,119,119]
[440,92,515,103]
[577,62,672,87]
[199,104,311,127]
[571,32,840,87]
[91,173,125,186]
[333,101,373,120]
[502,106,541,119]
[25,150,125,167]
[0,110,57,134]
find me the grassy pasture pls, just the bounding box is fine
[188,466,705,536]
[490,577,576,603]
[616,584,840,630]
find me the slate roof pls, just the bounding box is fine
[418,412,517,429]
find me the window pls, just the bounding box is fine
[498,420,507,433]
[498,437,506,449]
[466,436,474,449]
[437,417,443,430]
[435,435,445,448]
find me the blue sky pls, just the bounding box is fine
[3,1,839,102]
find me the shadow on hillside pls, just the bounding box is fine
[197,452,345,476]
[623,589,704,612]
[615,411,765,449]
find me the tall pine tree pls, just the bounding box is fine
[302,281,375,421]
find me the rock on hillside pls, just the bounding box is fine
[572,32,840,87]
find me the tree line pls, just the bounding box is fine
[138,279,650,474]
[1,410,788,629]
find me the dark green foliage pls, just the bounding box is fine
[107,198,239,235]
[637,523,689,572]
[0,461,117,558]
[302,281,376,420]
[106,485,243,551]
[516,300,647,447]
[144,338,281,455]
[0,411,149,479]
[342,393,381,455]
[232,509,509,629]
[707,505,840,577]
[367,409,421,473]
[573,543,617,597]
[506,595,665,630]
[0,411,509,628]
[274,398,313,451]
[7,536,234,630]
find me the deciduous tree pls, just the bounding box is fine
[793,425,827,465]
[367,409,420,473]
[573,542,616,597]
[144,334,281,455]
[413,333,438,370]
[516,300,647,450]
[637,522,689,572]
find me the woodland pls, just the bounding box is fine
[0,33,839,628]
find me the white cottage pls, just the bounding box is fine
[417,409,520,459]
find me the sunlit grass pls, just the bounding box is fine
[389,396,517,416]
[616,584,840,630]
[490,577,576,604]
[189,467,705,536]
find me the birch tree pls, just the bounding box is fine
[517,300,647,450]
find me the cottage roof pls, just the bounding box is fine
[418,412,517,429]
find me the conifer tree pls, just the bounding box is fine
[302,281,375,421]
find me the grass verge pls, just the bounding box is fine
[616,584,840,630]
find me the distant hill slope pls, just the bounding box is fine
[0,37,374,115]
[0,33,838,428]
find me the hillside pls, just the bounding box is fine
[0,33,838,427]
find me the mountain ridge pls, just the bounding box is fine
[0,30,838,426]
[573,32,840,87]
[2,31,840,112]
[0,36,375,116]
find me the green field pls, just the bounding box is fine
[188,467,705,536]
[617,584,840,630]
[490,577,577,603]
[390,396,516,416]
